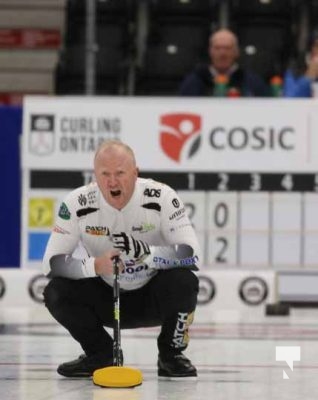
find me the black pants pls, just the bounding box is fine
[43,269,199,357]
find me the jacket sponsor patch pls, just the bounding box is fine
[172,198,180,208]
[132,222,156,233]
[172,312,194,349]
[143,188,161,198]
[153,255,199,267]
[85,226,110,236]
[58,202,71,220]
[169,207,185,220]
[78,194,87,206]
[87,190,97,204]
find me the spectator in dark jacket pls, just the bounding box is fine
[179,29,268,97]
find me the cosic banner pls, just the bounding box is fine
[22,96,318,172]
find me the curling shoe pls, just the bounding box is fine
[158,353,197,380]
[57,352,117,377]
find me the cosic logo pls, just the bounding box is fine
[197,276,216,305]
[0,276,6,299]
[209,127,295,150]
[160,113,201,162]
[159,113,295,163]
[28,274,50,303]
[239,276,268,306]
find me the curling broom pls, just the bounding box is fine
[93,256,143,388]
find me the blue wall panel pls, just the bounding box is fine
[0,106,22,267]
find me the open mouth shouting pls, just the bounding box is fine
[110,190,121,197]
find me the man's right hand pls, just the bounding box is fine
[94,249,122,276]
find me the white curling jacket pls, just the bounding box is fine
[43,178,201,290]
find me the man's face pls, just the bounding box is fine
[209,33,238,73]
[94,147,138,210]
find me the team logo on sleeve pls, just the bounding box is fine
[58,202,71,220]
[160,113,201,162]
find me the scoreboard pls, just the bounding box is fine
[28,169,318,271]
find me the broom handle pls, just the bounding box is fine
[113,256,122,366]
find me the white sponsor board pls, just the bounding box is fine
[22,96,318,172]
[0,269,275,324]
[195,270,276,323]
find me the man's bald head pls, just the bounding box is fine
[94,140,136,166]
[208,29,240,73]
[94,140,138,210]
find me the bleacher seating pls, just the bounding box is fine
[230,0,298,81]
[0,0,65,105]
[55,45,129,95]
[309,0,318,41]
[0,0,313,98]
[55,0,135,95]
[133,0,218,95]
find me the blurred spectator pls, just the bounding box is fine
[179,29,269,97]
[283,35,318,97]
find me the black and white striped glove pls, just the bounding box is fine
[111,232,150,262]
